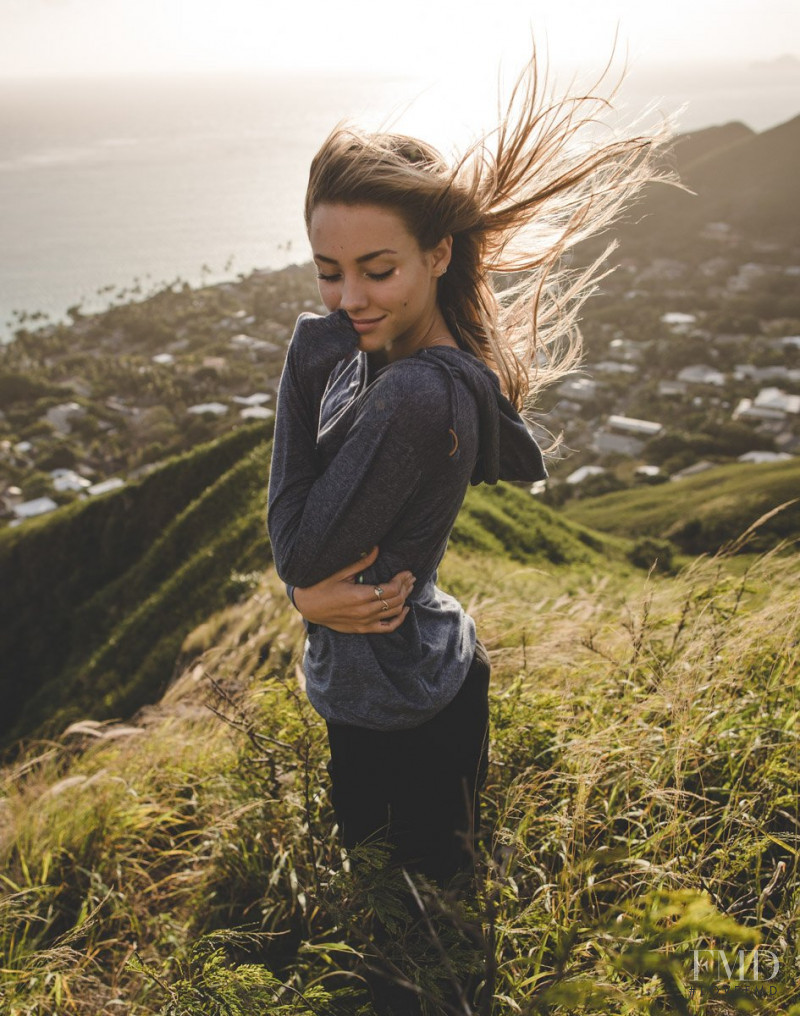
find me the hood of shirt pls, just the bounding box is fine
[408,344,549,486]
[326,308,548,485]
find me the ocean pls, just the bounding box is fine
[1,61,798,342]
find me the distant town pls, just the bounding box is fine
[1,228,799,528]
[537,240,799,506]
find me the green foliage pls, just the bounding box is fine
[564,458,800,555]
[452,481,609,566]
[0,371,69,408]
[628,536,676,573]
[0,421,270,747]
[0,548,798,1014]
[1,448,617,748]
[130,943,345,1015]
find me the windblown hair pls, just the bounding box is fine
[304,53,674,419]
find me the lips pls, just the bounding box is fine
[349,315,387,335]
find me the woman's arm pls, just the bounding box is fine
[290,545,416,633]
[267,312,442,589]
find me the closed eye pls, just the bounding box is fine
[316,268,395,282]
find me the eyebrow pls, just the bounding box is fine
[313,248,398,265]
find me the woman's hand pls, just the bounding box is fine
[291,545,415,634]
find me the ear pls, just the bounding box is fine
[430,234,453,276]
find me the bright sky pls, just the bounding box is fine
[1,0,798,79]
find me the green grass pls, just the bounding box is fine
[562,458,800,555]
[1,540,798,1014]
[1,442,623,748]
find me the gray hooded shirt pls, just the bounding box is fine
[267,309,547,729]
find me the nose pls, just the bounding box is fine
[339,274,369,313]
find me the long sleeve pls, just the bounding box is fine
[267,312,432,589]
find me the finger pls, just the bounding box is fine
[330,545,379,582]
[381,573,415,603]
[355,579,405,614]
[371,584,410,617]
[369,577,404,607]
[373,600,405,623]
[378,605,410,630]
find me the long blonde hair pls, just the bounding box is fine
[304,52,674,418]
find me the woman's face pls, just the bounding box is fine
[308,202,451,362]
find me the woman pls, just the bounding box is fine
[267,56,666,902]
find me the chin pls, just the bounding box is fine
[358,334,391,353]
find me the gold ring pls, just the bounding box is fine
[380,599,390,611]
[373,585,384,599]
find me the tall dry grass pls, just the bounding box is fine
[1,541,798,1014]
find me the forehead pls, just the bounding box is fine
[309,203,417,259]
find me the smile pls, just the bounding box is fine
[349,315,387,334]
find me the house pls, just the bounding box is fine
[635,465,662,479]
[677,365,726,387]
[733,365,800,384]
[187,402,228,416]
[12,496,59,521]
[566,465,606,485]
[88,477,126,496]
[591,361,637,375]
[50,469,91,493]
[754,388,800,415]
[658,380,688,398]
[738,451,793,464]
[0,486,23,513]
[229,334,280,354]
[558,377,598,402]
[594,431,645,457]
[732,398,785,423]
[661,312,697,334]
[593,415,662,458]
[607,338,643,362]
[232,393,272,406]
[607,415,663,438]
[240,406,274,421]
[45,401,86,435]
[152,353,175,365]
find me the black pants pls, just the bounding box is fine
[325,638,491,888]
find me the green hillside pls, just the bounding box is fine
[0,421,272,749]
[562,458,800,553]
[0,427,618,749]
[1,525,797,1013]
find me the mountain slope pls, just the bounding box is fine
[609,113,800,252]
[562,458,800,553]
[1,426,619,748]
[0,422,271,748]
[2,519,797,1014]
[670,120,754,171]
